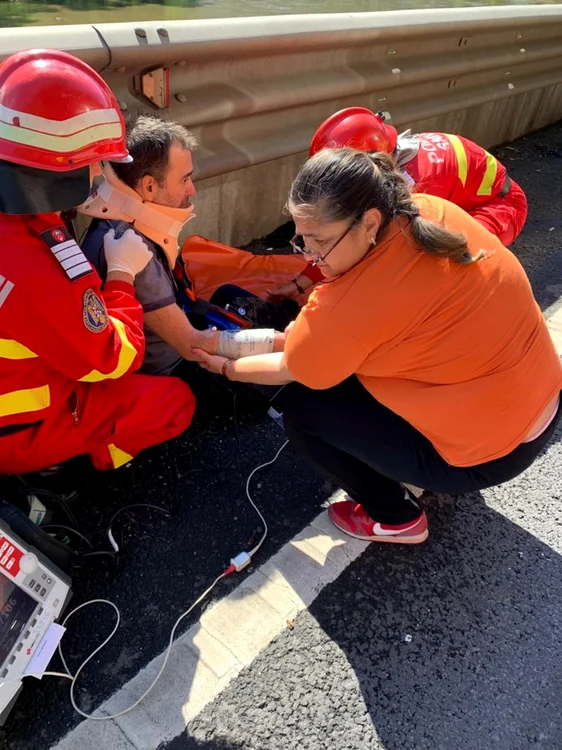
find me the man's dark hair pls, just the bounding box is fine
[112,115,197,189]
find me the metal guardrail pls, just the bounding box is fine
[2,7,562,242]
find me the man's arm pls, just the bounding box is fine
[144,303,219,361]
[84,223,208,361]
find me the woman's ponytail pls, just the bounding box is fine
[365,151,477,264]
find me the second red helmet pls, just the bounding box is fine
[309,107,398,157]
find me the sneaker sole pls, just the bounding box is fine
[333,525,429,545]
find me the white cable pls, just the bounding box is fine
[58,599,120,680]
[246,440,288,558]
[107,528,119,553]
[67,573,228,721]
[0,574,228,721]
[0,440,289,720]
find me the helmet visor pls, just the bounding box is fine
[0,161,91,215]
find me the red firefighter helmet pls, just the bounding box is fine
[309,107,398,157]
[0,48,131,172]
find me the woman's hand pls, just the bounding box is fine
[192,349,229,375]
[267,274,313,301]
[267,281,300,301]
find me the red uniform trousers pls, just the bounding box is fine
[0,373,195,474]
[468,178,528,246]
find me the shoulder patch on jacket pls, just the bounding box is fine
[40,226,93,282]
[83,289,108,333]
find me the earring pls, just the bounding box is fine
[370,236,376,246]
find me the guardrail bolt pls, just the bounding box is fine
[519,48,526,53]
[516,33,523,40]
[458,37,471,47]
[448,79,457,89]
[176,94,187,103]
[135,28,147,38]
[158,28,169,37]
[118,101,128,111]
[175,61,187,67]
[115,66,127,73]
[386,47,397,55]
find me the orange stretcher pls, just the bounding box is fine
[181,234,307,302]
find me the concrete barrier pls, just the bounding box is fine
[2,7,562,244]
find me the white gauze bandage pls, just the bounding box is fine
[217,329,275,359]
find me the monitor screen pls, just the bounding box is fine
[0,576,38,666]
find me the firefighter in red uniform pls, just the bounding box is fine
[270,107,528,299]
[0,49,195,475]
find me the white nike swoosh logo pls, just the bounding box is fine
[372,520,420,536]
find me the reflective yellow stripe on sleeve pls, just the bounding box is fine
[0,340,38,359]
[0,385,50,418]
[476,151,498,196]
[0,341,49,419]
[108,443,134,468]
[79,317,137,383]
[447,134,468,187]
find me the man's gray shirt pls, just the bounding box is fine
[82,219,182,375]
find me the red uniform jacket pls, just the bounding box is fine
[400,132,507,212]
[0,212,145,430]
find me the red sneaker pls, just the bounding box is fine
[328,499,428,544]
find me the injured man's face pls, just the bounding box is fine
[144,143,196,210]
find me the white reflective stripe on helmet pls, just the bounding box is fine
[0,121,123,153]
[0,104,120,136]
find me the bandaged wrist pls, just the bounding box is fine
[217,329,275,359]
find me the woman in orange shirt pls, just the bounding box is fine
[195,149,562,545]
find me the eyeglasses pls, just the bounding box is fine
[290,219,358,265]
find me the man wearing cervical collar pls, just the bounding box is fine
[80,117,282,375]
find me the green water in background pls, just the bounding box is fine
[1,0,561,29]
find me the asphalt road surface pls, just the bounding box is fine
[4,119,562,750]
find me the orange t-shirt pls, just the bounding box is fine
[285,194,562,467]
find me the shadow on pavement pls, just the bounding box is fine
[308,488,562,749]
[156,417,562,750]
